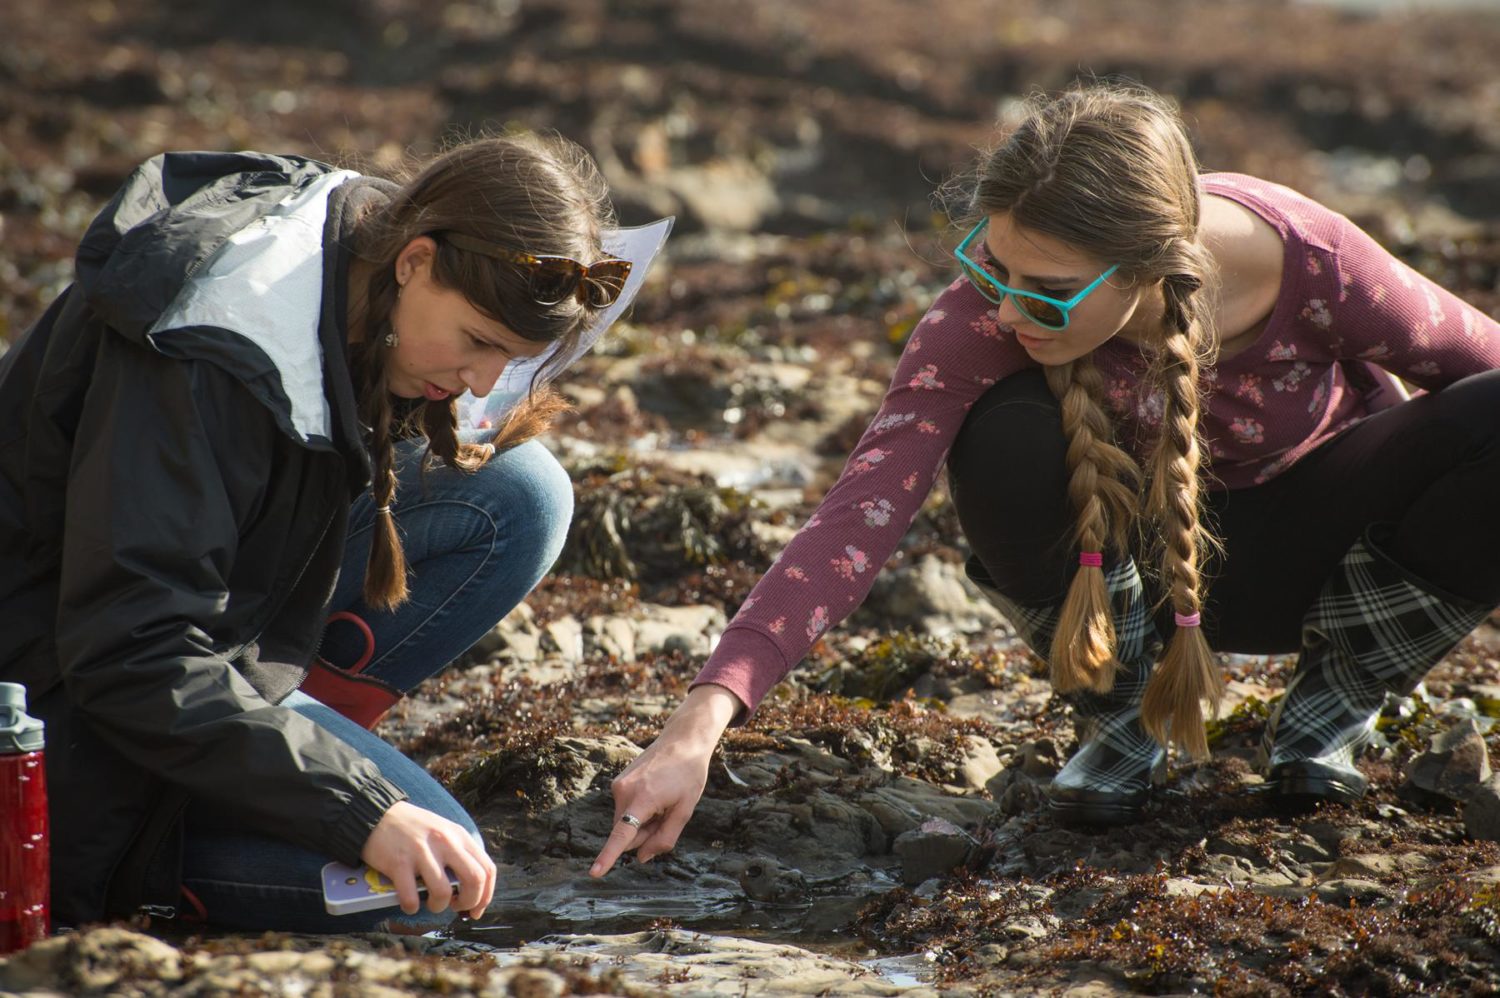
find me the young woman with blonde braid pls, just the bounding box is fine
[1,134,629,931]
[590,81,1500,868]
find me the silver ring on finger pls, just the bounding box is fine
[620,813,643,828]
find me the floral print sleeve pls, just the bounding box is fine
[1323,215,1500,387]
[690,279,1032,719]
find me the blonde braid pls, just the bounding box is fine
[1140,268,1224,758]
[1045,357,1143,694]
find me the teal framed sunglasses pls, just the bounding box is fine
[954,220,1119,331]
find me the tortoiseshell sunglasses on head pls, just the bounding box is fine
[439,231,632,309]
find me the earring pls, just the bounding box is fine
[385,280,403,346]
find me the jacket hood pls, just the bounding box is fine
[76,152,359,450]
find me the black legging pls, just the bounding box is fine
[947,367,1500,655]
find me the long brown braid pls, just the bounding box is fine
[347,132,614,610]
[962,81,1226,755]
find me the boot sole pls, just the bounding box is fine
[1047,788,1148,827]
[1251,761,1368,810]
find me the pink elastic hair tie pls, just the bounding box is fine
[1078,551,1104,568]
[1174,611,1202,628]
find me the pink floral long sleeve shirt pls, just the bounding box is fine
[692,173,1500,717]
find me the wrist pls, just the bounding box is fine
[661,684,740,746]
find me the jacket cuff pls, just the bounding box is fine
[325,774,408,865]
[689,628,788,727]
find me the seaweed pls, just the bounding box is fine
[728,689,1001,785]
[557,465,773,585]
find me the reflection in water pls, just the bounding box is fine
[453,872,897,952]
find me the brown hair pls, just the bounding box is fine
[966,82,1223,758]
[347,132,613,610]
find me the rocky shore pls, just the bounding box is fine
[5,0,1500,994]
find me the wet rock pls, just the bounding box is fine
[1413,864,1500,895]
[583,613,637,661]
[1302,818,1361,855]
[989,768,1048,817]
[893,817,976,886]
[1464,774,1500,842]
[505,968,566,998]
[984,738,1068,810]
[0,927,594,996]
[1314,852,1435,882]
[912,878,944,898]
[541,617,585,664]
[1313,878,1399,907]
[1404,717,1491,802]
[864,555,1006,635]
[1245,868,1302,891]
[1206,830,1274,865]
[1164,878,1223,898]
[1018,738,1063,781]
[971,942,1010,965]
[633,603,727,656]
[858,797,922,840]
[853,778,994,843]
[526,928,920,996]
[472,602,541,663]
[455,735,641,812]
[737,785,889,860]
[734,856,811,903]
[955,735,1003,791]
[1059,976,1128,997]
[0,928,181,993]
[1281,833,1333,864]
[1001,914,1054,939]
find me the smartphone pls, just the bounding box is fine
[321,860,463,916]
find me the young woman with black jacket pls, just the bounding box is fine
[0,134,628,932]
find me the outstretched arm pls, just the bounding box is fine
[591,277,1031,874]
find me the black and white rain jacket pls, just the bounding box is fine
[0,151,408,924]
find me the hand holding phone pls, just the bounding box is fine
[358,801,497,918]
[321,860,462,916]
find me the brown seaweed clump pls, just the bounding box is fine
[856,842,1500,994]
[557,464,778,593]
[811,631,1013,701]
[394,651,704,807]
[727,690,1002,787]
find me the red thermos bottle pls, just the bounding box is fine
[0,682,48,953]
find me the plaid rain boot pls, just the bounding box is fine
[1260,529,1495,805]
[969,555,1166,826]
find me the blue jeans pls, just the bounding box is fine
[180,437,573,933]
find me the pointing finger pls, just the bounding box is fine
[589,811,652,877]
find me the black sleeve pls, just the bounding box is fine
[54,334,405,864]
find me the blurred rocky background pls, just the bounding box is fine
[4,0,1500,995]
